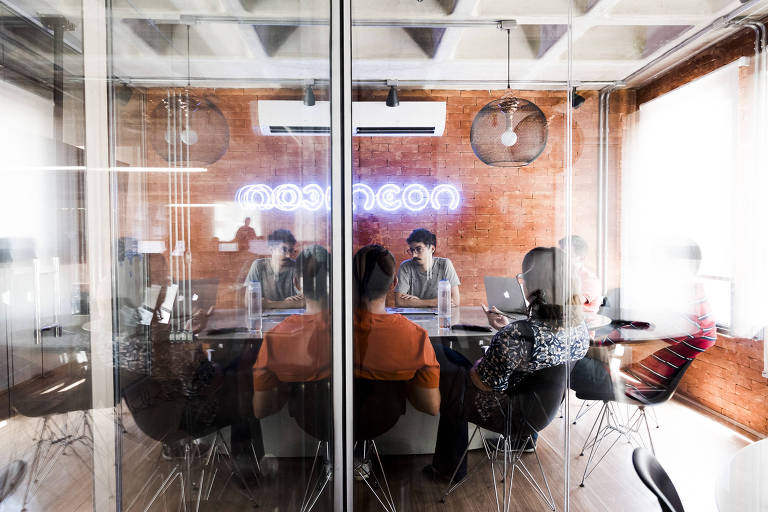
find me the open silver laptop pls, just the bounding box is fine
[484,276,527,314]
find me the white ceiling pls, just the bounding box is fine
[8,0,768,88]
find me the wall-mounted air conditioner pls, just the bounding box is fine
[254,100,446,137]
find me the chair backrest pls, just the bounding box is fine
[289,379,333,442]
[509,363,568,435]
[625,359,693,406]
[632,448,685,512]
[353,378,407,441]
[122,375,188,445]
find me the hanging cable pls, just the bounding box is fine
[507,28,510,89]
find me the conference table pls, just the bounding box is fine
[716,438,768,511]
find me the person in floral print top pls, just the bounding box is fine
[426,247,589,482]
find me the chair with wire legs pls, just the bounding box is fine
[354,378,408,512]
[288,379,333,512]
[122,373,258,512]
[441,363,568,512]
[12,361,93,511]
[575,360,693,487]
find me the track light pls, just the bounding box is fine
[386,80,399,108]
[572,88,586,109]
[303,80,316,107]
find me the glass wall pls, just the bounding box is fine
[109,1,334,511]
[0,0,92,510]
[0,0,767,511]
[348,2,578,511]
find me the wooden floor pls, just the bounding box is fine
[0,390,755,511]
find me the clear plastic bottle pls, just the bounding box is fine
[437,279,451,330]
[246,280,262,336]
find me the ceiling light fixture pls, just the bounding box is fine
[386,80,399,108]
[303,79,316,107]
[469,20,548,167]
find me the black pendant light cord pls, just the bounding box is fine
[507,28,510,89]
[186,24,191,88]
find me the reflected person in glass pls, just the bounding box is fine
[395,228,460,307]
[558,235,602,315]
[251,245,331,419]
[244,228,305,309]
[426,247,589,481]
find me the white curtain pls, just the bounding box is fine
[620,58,768,339]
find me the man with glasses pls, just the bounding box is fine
[244,229,304,309]
[395,228,460,307]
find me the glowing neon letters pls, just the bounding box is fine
[235,183,460,213]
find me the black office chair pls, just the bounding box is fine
[122,366,258,512]
[12,360,93,510]
[441,364,568,512]
[575,356,693,486]
[632,447,685,512]
[288,379,333,512]
[354,378,408,512]
[289,377,407,512]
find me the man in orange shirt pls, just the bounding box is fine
[252,245,331,418]
[353,244,440,416]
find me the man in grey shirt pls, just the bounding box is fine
[245,229,304,309]
[395,228,460,307]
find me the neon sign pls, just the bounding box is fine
[235,183,461,212]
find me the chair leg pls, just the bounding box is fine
[299,441,332,512]
[440,425,484,502]
[515,437,556,511]
[356,440,396,512]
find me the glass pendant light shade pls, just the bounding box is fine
[149,92,230,166]
[470,95,548,167]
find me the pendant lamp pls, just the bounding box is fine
[470,22,548,167]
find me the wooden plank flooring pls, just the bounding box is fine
[0,390,754,511]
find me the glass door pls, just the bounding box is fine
[0,1,92,510]
[348,2,576,511]
[109,1,335,510]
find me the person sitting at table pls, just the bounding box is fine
[425,247,589,482]
[559,235,602,315]
[570,241,716,400]
[244,228,305,309]
[354,244,441,416]
[395,228,460,307]
[252,245,331,418]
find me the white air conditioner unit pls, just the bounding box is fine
[255,100,331,136]
[254,100,446,137]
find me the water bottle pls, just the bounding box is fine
[438,279,451,330]
[246,280,262,335]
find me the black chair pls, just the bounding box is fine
[288,379,333,512]
[11,360,93,510]
[441,364,568,512]
[574,355,693,486]
[122,367,258,512]
[289,377,407,512]
[632,447,685,512]
[353,378,408,512]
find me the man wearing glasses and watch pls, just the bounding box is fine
[395,228,461,307]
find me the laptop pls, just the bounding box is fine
[484,276,527,314]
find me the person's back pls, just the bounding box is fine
[354,309,439,388]
[253,313,331,391]
[352,244,441,416]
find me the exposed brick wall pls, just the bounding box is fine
[351,88,603,306]
[677,334,768,435]
[117,87,606,309]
